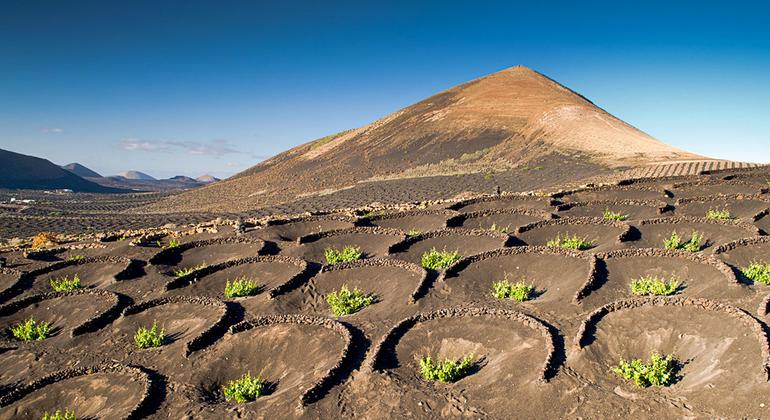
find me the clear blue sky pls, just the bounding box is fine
[1,0,768,178]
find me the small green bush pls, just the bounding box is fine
[603,209,628,221]
[663,231,703,252]
[157,238,180,248]
[630,275,680,296]
[546,233,593,250]
[173,263,208,277]
[224,277,261,298]
[66,255,85,262]
[741,261,770,285]
[705,208,732,220]
[683,232,704,252]
[360,210,383,219]
[663,231,681,250]
[324,246,363,265]
[134,320,165,349]
[407,229,422,237]
[421,248,462,269]
[223,373,265,403]
[492,276,534,302]
[50,274,82,292]
[42,410,76,420]
[488,223,511,234]
[326,285,374,316]
[419,354,474,383]
[10,318,51,341]
[611,352,677,387]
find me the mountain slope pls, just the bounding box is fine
[196,175,220,183]
[118,171,156,180]
[0,149,121,192]
[149,66,706,213]
[62,162,102,178]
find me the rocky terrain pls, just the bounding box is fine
[0,165,769,418]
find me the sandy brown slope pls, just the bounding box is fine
[146,66,704,213]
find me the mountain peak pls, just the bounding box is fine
[497,64,539,74]
[196,174,220,183]
[0,149,118,192]
[146,66,706,212]
[62,162,102,178]
[117,170,156,181]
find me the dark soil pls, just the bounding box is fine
[0,167,769,419]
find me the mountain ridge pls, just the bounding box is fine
[0,149,121,192]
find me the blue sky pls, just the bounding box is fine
[1,1,768,178]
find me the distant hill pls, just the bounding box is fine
[169,175,198,183]
[0,149,121,192]
[148,65,707,213]
[196,174,220,183]
[118,170,156,180]
[62,162,102,178]
[88,173,206,192]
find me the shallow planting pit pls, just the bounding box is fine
[668,181,763,200]
[28,258,133,295]
[444,248,592,311]
[516,219,628,252]
[388,230,507,268]
[158,241,264,273]
[251,216,355,242]
[555,186,666,204]
[581,250,748,308]
[114,297,228,359]
[714,237,770,284]
[633,218,759,251]
[286,259,425,320]
[0,366,152,419]
[193,316,350,410]
[571,299,769,416]
[447,209,549,233]
[449,195,557,213]
[556,201,664,221]
[375,309,554,405]
[285,228,404,263]
[166,256,307,300]
[0,292,118,342]
[676,198,770,220]
[359,210,452,233]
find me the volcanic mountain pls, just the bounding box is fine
[86,173,209,192]
[196,174,220,183]
[0,149,120,192]
[149,66,706,213]
[117,170,156,181]
[62,162,102,178]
